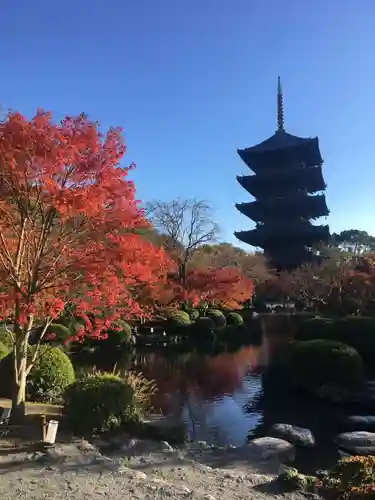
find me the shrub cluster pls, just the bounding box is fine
[165,309,190,326]
[64,370,155,435]
[288,339,365,398]
[27,346,75,403]
[226,312,244,326]
[0,346,75,403]
[316,456,375,497]
[206,309,226,329]
[296,316,375,370]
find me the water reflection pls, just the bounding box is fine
[133,344,269,446]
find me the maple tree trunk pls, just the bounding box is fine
[11,337,28,422]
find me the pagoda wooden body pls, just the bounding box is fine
[235,79,329,269]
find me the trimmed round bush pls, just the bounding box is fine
[0,341,9,361]
[328,317,375,368]
[46,323,71,343]
[104,320,132,348]
[296,317,375,370]
[0,345,75,403]
[64,371,152,435]
[206,309,226,329]
[27,346,75,403]
[295,317,334,342]
[226,312,244,326]
[288,340,365,398]
[194,317,216,336]
[165,309,190,325]
[189,309,200,321]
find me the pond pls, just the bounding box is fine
[126,329,341,473]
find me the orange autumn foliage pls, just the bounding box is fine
[0,109,171,337]
[162,266,253,309]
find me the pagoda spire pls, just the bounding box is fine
[277,76,284,132]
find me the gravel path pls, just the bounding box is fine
[0,439,311,500]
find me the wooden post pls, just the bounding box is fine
[41,414,47,442]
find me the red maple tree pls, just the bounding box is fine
[0,109,169,416]
[175,266,253,309]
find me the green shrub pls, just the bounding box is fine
[226,312,244,326]
[164,309,190,325]
[189,309,200,321]
[206,309,226,329]
[0,327,13,350]
[64,370,155,435]
[295,317,334,342]
[27,346,75,403]
[0,345,75,403]
[277,468,317,492]
[44,323,71,343]
[0,341,9,361]
[104,320,132,348]
[193,317,216,336]
[317,456,375,497]
[288,339,365,398]
[328,317,375,368]
[297,317,375,371]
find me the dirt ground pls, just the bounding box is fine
[0,436,312,500]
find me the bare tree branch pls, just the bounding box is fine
[146,198,219,285]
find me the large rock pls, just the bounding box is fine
[334,431,375,456]
[247,437,296,464]
[269,423,315,448]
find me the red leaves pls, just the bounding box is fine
[0,109,171,336]
[170,266,253,309]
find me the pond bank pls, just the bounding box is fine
[0,436,309,500]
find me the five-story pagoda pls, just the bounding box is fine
[235,78,330,269]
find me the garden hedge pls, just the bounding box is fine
[103,320,132,348]
[296,316,375,370]
[193,317,216,337]
[0,346,75,403]
[288,339,365,399]
[27,346,75,403]
[226,312,244,326]
[64,371,153,435]
[206,309,226,329]
[188,309,200,321]
[165,310,190,326]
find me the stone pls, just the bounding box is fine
[120,439,138,453]
[269,423,315,448]
[335,431,375,456]
[126,469,147,480]
[247,437,296,464]
[160,441,174,452]
[335,431,375,448]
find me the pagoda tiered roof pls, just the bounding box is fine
[234,77,329,269]
[234,223,330,249]
[237,165,326,197]
[236,194,329,222]
[237,131,323,171]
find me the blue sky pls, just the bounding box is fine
[2,1,375,247]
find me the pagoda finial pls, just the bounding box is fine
[277,76,284,132]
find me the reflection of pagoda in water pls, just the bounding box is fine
[235,78,330,269]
